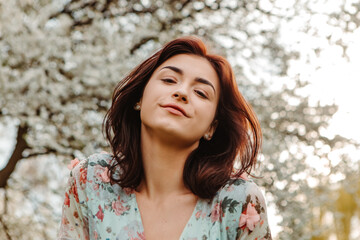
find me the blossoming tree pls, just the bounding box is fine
[0,0,359,239]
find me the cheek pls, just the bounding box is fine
[141,83,153,102]
[141,84,158,108]
[141,81,165,102]
[194,102,217,128]
[139,87,165,123]
[199,99,217,117]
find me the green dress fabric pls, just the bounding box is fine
[58,152,272,240]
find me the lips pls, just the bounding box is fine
[161,104,188,117]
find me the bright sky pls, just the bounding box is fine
[301,30,360,142]
[278,2,360,143]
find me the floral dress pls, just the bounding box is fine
[58,152,272,240]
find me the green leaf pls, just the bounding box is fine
[107,186,114,193]
[99,160,109,167]
[233,179,245,186]
[228,200,240,213]
[221,196,240,213]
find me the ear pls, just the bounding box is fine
[138,98,142,106]
[134,99,143,111]
[206,120,218,138]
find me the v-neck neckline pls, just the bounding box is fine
[132,192,200,240]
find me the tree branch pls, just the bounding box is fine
[21,149,57,160]
[0,125,29,188]
[0,215,12,240]
[130,36,158,54]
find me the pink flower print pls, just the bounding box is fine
[61,215,69,225]
[112,199,129,216]
[95,205,104,222]
[67,158,80,170]
[69,180,79,203]
[226,185,234,192]
[93,184,99,191]
[94,165,110,183]
[136,232,146,240]
[100,167,110,183]
[64,192,70,207]
[79,167,87,185]
[239,203,260,231]
[93,230,98,240]
[73,210,79,219]
[211,202,222,223]
[195,210,202,219]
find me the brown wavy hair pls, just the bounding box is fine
[103,36,262,199]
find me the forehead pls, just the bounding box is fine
[155,54,220,90]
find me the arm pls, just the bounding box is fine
[58,158,89,240]
[236,181,272,240]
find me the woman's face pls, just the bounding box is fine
[139,54,220,147]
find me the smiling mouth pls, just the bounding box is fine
[164,107,185,116]
[161,104,188,117]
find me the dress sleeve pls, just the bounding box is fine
[236,181,272,240]
[58,158,89,240]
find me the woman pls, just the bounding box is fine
[58,37,272,240]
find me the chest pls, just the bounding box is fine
[136,194,198,240]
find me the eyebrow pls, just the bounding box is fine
[160,66,216,93]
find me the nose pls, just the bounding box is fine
[172,90,188,103]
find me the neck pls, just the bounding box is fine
[138,124,199,200]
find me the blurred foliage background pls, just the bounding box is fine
[0,0,359,239]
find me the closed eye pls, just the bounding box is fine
[161,78,176,83]
[195,90,208,99]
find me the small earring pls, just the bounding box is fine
[204,133,212,140]
[134,102,141,111]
